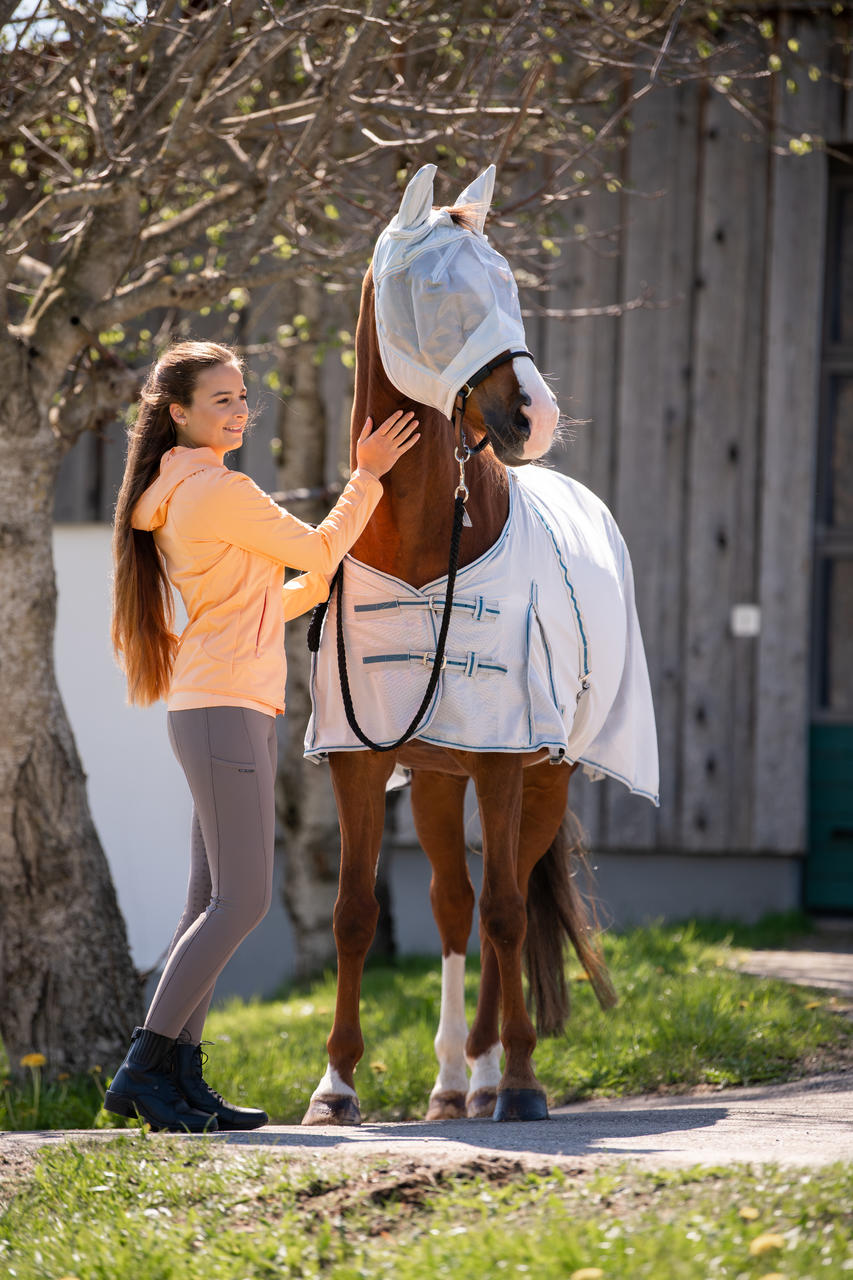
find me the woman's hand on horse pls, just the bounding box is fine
[356,410,420,479]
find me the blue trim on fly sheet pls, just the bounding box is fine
[522,489,590,679]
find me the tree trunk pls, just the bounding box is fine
[0,415,143,1078]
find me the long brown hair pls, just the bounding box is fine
[111,340,243,705]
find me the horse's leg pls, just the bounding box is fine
[301,750,395,1126]
[465,933,503,1117]
[468,753,547,1121]
[410,769,474,1121]
[465,760,571,1118]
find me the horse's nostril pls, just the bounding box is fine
[515,409,531,437]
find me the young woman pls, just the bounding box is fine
[107,340,418,1132]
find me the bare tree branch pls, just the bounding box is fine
[87,258,303,330]
[0,0,820,411]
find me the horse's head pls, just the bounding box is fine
[372,164,559,466]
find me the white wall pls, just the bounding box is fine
[52,525,294,999]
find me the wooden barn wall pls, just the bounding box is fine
[549,10,850,855]
[53,10,851,859]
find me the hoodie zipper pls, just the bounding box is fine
[255,590,268,657]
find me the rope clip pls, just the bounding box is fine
[454,441,470,502]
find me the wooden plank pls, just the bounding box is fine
[753,13,838,852]
[677,71,770,853]
[604,78,701,851]
[544,182,622,505]
[543,176,624,846]
[97,418,128,524]
[839,33,853,142]
[53,431,97,522]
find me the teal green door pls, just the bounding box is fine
[807,160,853,912]
[808,726,853,910]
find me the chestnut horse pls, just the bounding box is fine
[302,166,656,1125]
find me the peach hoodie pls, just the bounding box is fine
[131,446,383,717]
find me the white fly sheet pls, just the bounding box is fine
[305,466,659,804]
[373,164,528,419]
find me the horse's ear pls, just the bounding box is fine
[394,163,437,230]
[454,165,496,234]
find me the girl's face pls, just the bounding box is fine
[170,362,248,460]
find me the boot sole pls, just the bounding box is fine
[104,1089,218,1134]
[215,1113,268,1131]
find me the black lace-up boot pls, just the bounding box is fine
[104,1027,218,1133]
[174,1041,268,1131]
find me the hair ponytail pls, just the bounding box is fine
[111,340,241,705]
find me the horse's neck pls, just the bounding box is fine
[350,374,510,588]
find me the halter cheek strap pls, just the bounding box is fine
[452,348,534,454]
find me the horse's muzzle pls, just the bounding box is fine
[481,408,533,466]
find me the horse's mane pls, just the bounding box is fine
[447,205,482,232]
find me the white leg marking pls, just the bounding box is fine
[310,1064,357,1101]
[467,1043,502,1093]
[515,358,559,460]
[431,953,469,1094]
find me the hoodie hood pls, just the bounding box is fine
[132,446,224,532]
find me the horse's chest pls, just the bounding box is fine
[305,472,630,768]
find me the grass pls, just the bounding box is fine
[1,914,850,1131]
[1,1137,852,1279]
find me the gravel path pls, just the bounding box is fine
[2,1070,851,1175]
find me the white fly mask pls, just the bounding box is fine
[373,164,529,420]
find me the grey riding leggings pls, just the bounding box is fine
[144,706,277,1043]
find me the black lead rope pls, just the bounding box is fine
[305,348,535,750]
[332,490,466,752]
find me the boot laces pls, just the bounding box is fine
[193,1042,228,1107]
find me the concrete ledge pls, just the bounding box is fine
[387,845,803,954]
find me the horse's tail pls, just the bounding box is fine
[523,810,618,1036]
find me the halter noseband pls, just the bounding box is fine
[452,348,534,453]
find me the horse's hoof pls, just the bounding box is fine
[426,1090,467,1121]
[301,1094,362,1126]
[493,1089,549,1122]
[466,1087,497,1119]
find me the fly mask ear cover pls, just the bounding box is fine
[373,163,529,420]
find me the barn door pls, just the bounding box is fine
[808,158,853,912]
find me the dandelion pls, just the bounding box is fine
[739,1206,760,1220]
[749,1233,786,1256]
[570,1270,605,1280]
[19,1052,47,1120]
[757,1273,786,1280]
[19,1052,46,1069]
[370,1061,388,1074]
[57,1073,70,1082]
